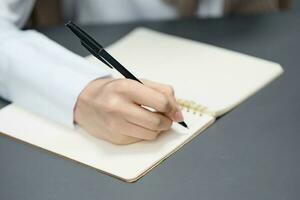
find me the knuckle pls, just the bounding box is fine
[144,132,159,140]
[103,96,122,113]
[110,134,131,145]
[153,117,172,131]
[115,79,131,93]
[164,119,173,130]
[118,79,130,88]
[153,117,163,129]
[159,96,171,112]
[165,85,175,96]
[107,79,130,93]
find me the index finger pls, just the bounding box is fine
[126,80,178,119]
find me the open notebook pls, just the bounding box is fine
[0,28,283,182]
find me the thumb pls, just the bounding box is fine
[166,95,184,122]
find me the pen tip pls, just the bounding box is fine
[179,121,189,129]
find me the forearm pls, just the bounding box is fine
[0,25,110,126]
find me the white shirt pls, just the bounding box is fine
[0,0,223,127]
[70,0,224,24]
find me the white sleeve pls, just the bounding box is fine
[197,0,224,18]
[0,0,111,127]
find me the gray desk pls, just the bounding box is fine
[1,9,300,200]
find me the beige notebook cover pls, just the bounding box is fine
[0,28,283,182]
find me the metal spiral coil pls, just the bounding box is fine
[176,99,209,116]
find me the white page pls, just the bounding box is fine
[0,105,214,182]
[101,28,283,116]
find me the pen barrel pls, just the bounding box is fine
[99,50,143,84]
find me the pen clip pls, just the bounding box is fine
[81,40,114,69]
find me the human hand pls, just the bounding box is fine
[74,78,183,145]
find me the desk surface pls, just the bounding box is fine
[1,9,300,200]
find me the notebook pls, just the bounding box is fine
[0,28,283,182]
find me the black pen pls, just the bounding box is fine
[65,21,188,129]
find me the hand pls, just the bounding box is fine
[74,78,184,145]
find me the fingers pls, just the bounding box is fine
[107,117,166,143]
[106,133,142,145]
[123,103,173,131]
[105,98,174,142]
[80,122,142,145]
[141,79,184,122]
[121,121,161,140]
[128,81,172,112]
[125,80,182,122]
[142,79,175,97]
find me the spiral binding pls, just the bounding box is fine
[176,99,211,116]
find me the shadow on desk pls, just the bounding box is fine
[0,98,10,109]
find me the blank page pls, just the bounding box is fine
[0,105,214,182]
[102,28,283,116]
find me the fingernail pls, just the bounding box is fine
[174,111,184,122]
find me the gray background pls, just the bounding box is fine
[0,3,299,200]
